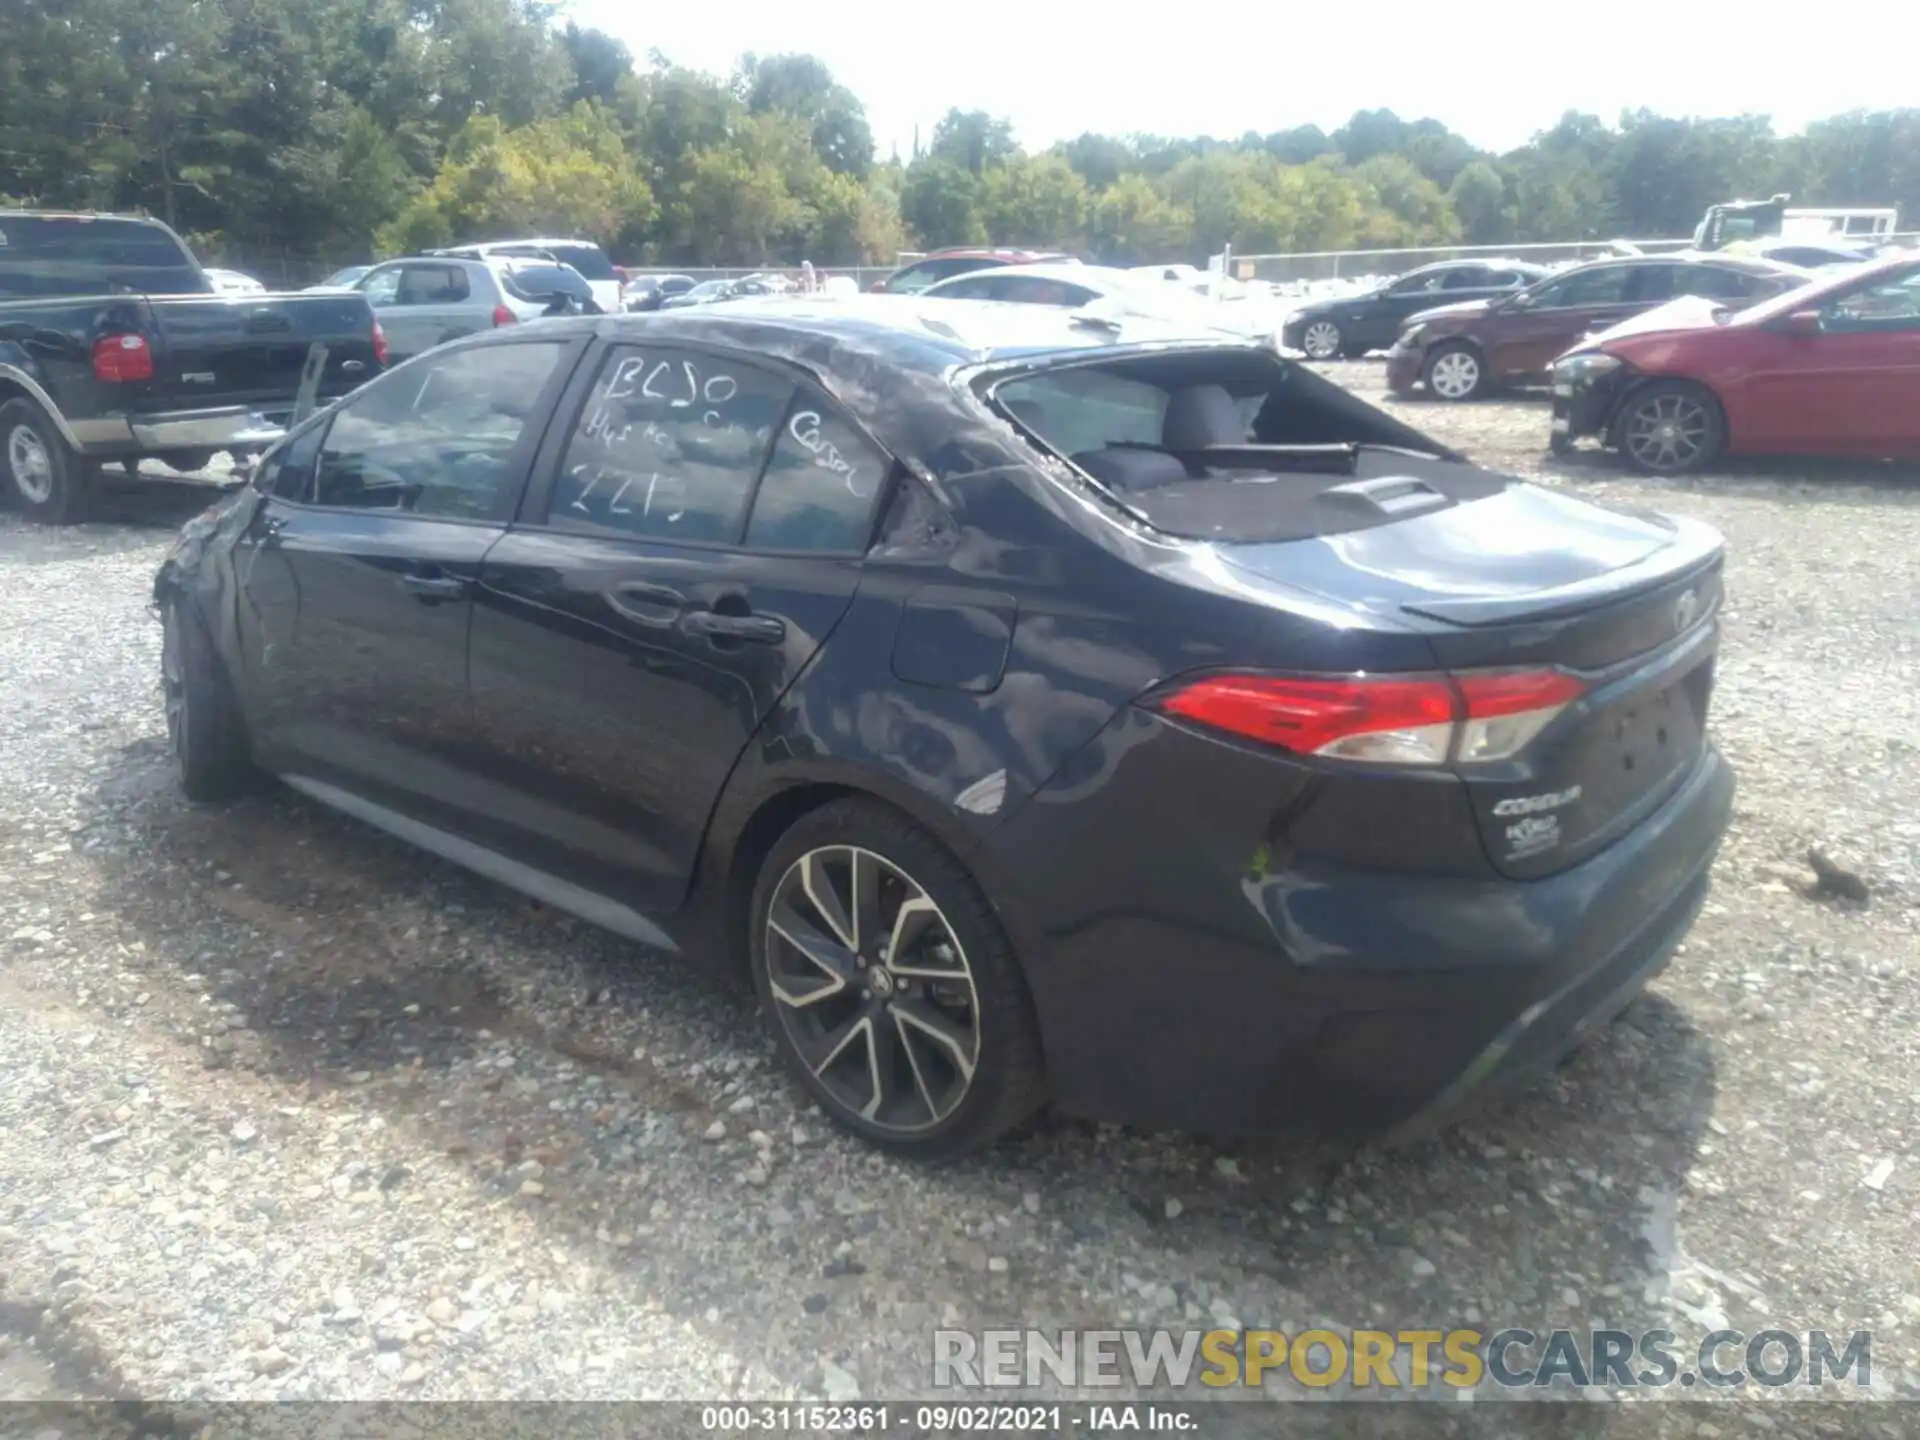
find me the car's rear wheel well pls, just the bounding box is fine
[719,781,860,984]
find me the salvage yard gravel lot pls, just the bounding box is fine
[1,369,1917,1429]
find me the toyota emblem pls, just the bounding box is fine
[1673,588,1700,635]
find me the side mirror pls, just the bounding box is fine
[1507,292,1535,310]
[1784,308,1823,337]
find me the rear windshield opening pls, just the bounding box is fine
[544,245,615,281]
[501,265,592,304]
[987,348,1504,543]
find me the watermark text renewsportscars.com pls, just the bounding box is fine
[933,1327,1872,1392]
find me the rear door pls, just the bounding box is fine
[466,340,881,910]
[1487,263,1641,382]
[228,336,578,819]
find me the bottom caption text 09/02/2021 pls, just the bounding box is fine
[700,1405,1200,1433]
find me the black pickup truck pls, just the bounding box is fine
[0,211,385,521]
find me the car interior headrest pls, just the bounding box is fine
[1161,384,1246,451]
[1071,447,1191,494]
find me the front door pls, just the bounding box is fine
[229,336,577,821]
[1487,262,1642,383]
[466,340,888,912]
[1737,266,1920,453]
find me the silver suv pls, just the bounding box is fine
[430,239,624,314]
[347,255,597,363]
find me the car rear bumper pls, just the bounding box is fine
[980,713,1734,1142]
[77,398,358,458]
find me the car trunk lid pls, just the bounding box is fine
[1222,483,1723,879]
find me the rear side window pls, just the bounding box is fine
[746,389,890,553]
[1533,265,1633,307]
[548,345,792,544]
[0,216,207,297]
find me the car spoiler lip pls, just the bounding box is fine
[1399,515,1724,627]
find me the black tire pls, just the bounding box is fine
[1422,341,1487,402]
[159,449,218,475]
[749,798,1047,1159]
[162,597,264,802]
[0,396,93,523]
[1613,380,1726,476]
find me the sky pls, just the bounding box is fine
[568,1,1908,161]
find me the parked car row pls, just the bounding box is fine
[1348,247,1920,475]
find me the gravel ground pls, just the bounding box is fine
[2,391,1918,1430]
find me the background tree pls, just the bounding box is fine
[1,3,1913,273]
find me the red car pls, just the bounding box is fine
[1550,254,1920,474]
[869,247,1075,295]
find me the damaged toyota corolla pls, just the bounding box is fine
[152,297,1733,1157]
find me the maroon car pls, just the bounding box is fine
[1385,254,1811,402]
[1550,253,1920,474]
[870,247,1075,295]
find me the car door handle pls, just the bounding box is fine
[682,610,785,644]
[401,572,469,601]
[606,582,685,628]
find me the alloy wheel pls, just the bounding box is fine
[1428,350,1481,400]
[7,423,54,505]
[1301,322,1343,360]
[1623,393,1711,473]
[763,845,980,1136]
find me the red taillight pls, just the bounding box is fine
[371,320,389,366]
[491,304,516,327]
[1151,668,1584,767]
[91,332,154,383]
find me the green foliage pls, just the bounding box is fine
[0,6,1913,273]
[381,102,653,254]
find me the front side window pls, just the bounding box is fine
[259,421,328,503]
[312,342,564,518]
[1820,269,1920,333]
[1442,267,1494,290]
[746,388,891,553]
[547,345,793,543]
[358,267,402,307]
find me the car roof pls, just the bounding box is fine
[916,247,1070,262]
[928,262,1132,290]
[457,296,1261,462]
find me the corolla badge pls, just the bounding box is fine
[1673,588,1701,635]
